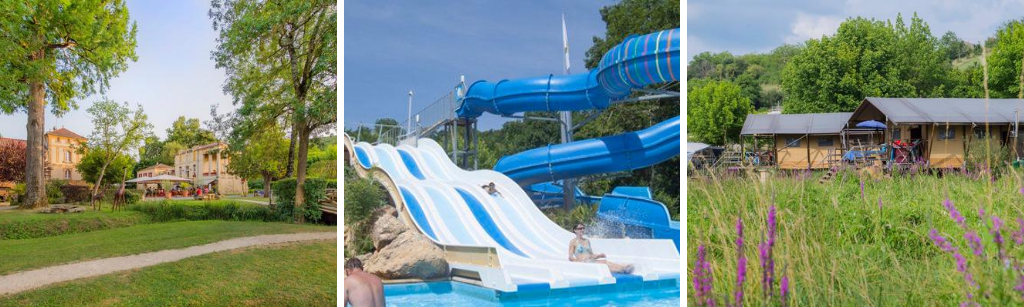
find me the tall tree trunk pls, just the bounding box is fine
[285,119,298,178]
[91,159,111,210]
[263,172,274,210]
[23,50,47,209]
[293,125,310,224]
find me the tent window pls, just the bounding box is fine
[785,137,801,147]
[817,137,834,147]
[973,127,989,139]
[893,128,901,140]
[938,126,956,140]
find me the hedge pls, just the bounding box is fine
[127,200,282,223]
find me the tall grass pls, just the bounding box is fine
[688,166,1024,305]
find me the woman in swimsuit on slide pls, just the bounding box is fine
[568,223,634,273]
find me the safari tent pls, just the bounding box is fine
[740,113,853,169]
[848,97,1024,168]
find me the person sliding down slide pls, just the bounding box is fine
[568,223,634,273]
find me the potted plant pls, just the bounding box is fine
[161,180,172,200]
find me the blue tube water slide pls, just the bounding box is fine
[495,116,680,186]
[455,28,679,118]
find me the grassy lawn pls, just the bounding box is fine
[688,168,1024,305]
[0,220,334,275]
[0,241,337,306]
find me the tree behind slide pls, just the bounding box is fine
[0,1,138,209]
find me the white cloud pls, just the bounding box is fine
[784,12,844,44]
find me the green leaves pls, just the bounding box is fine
[687,79,752,145]
[781,13,958,113]
[0,0,137,115]
[986,19,1024,98]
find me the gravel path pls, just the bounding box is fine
[0,231,336,296]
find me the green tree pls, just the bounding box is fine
[687,79,751,145]
[987,19,1024,98]
[165,116,217,149]
[227,123,289,207]
[83,100,152,209]
[940,31,971,61]
[76,149,136,188]
[211,0,337,223]
[782,13,952,113]
[0,1,138,209]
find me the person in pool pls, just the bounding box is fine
[344,258,385,307]
[568,223,634,273]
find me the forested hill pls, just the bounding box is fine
[685,12,1024,145]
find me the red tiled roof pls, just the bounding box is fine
[45,128,86,140]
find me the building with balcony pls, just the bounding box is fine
[174,142,248,195]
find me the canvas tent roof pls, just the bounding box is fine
[740,112,853,135]
[855,97,1024,124]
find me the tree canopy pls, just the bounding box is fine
[211,0,336,223]
[781,13,955,113]
[987,19,1024,98]
[165,116,217,149]
[687,79,752,145]
[0,0,138,208]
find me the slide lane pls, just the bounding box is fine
[414,139,680,279]
[350,140,615,290]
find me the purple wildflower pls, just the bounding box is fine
[1019,187,1024,196]
[944,198,966,228]
[878,197,883,211]
[929,229,956,253]
[1015,218,1024,246]
[735,218,746,307]
[780,274,789,307]
[767,205,777,247]
[964,231,984,258]
[859,180,865,199]
[991,215,1006,261]
[978,207,985,219]
[693,245,714,306]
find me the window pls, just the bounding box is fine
[938,126,956,140]
[64,169,71,179]
[64,150,71,162]
[893,128,901,141]
[785,137,801,147]
[973,127,989,139]
[818,137,834,147]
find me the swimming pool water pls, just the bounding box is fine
[381,279,680,307]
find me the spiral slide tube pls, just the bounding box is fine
[455,28,679,118]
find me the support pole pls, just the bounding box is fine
[560,13,576,209]
[407,91,413,139]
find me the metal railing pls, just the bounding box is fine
[398,78,466,143]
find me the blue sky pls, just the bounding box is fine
[343,0,618,131]
[688,0,1024,61]
[0,0,232,140]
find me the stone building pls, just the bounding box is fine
[174,142,248,195]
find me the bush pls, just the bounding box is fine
[128,200,282,222]
[46,180,67,203]
[60,185,92,203]
[344,177,386,256]
[11,183,25,205]
[543,204,598,231]
[272,178,334,223]
[966,136,1012,175]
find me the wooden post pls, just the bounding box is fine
[807,133,812,170]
